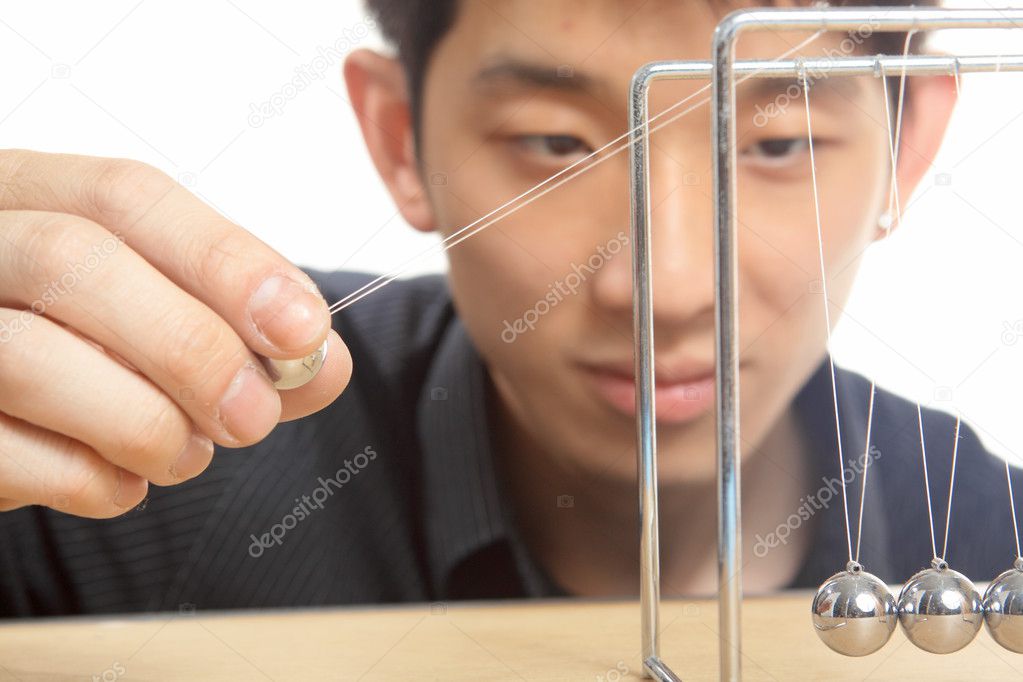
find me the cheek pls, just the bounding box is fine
[738,140,889,356]
[436,198,592,388]
[429,144,628,348]
[447,232,556,346]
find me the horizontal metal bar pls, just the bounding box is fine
[637,53,1023,83]
[718,7,1023,35]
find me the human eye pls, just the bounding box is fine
[741,137,813,168]
[511,134,594,163]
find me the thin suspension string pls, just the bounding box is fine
[854,383,876,563]
[328,31,826,314]
[1005,458,1022,559]
[883,53,943,559]
[916,404,939,560]
[328,93,710,312]
[942,414,961,559]
[800,66,854,563]
[855,31,920,564]
[821,29,920,565]
[879,30,915,229]
[968,49,1023,561]
[882,32,964,564]
[941,62,963,563]
[850,33,918,564]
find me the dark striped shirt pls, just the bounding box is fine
[1,269,1020,616]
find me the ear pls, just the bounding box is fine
[343,49,436,232]
[880,74,958,235]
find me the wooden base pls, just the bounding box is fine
[1,591,1020,680]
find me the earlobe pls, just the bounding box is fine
[343,49,436,233]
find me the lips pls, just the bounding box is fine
[577,358,718,425]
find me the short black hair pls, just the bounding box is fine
[363,0,460,145]
[364,0,936,146]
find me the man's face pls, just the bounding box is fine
[415,0,894,482]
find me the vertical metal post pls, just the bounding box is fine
[711,17,743,682]
[629,64,670,680]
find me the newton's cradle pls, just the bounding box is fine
[626,6,1023,681]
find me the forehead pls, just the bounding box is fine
[444,0,835,64]
[432,0,870,111]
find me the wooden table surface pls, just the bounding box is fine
[1,590,1022,681]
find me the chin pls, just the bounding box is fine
[657,455,720,486]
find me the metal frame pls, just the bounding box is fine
[629,7,1023,681]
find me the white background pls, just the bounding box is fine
[1,1,1022,465]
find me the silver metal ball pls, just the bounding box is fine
[898,559,983,654]
[811,561,897,656]
[984,557,1023,653]
[262,339,329,390]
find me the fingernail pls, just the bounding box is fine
[170,430,215,481]
[247,274,329,353]
[217,362,281,443]
[113,469,148,510]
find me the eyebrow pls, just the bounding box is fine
[472,58,605,96]
[737,76,864,104]
[471,59,865,111]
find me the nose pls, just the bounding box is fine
[590,146,716,336]
[647,154,716,330]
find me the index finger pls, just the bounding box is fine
[0,149,330,361]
